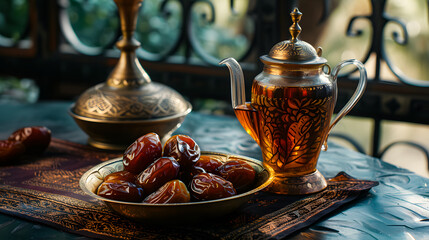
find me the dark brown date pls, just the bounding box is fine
[123,133,162,174]
[194,155,223,174]
[0,140,26,163]
[8,126,51,154]
[191,166,206,176]
[217,160,256,191]
[144,180,190,204]
[104,170,136,183]
[136,157,180,194]
[178,165,206,185]
[163,135,200,170]
[97,179,145,202]
[190,173,236,201]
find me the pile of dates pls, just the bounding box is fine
[0,126,51,163]
[97,133,256,204]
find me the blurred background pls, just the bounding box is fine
[0,0,428,176]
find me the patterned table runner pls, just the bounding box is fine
[0,139,378,239]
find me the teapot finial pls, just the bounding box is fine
[289,8,302,42]
[266,7,322,62]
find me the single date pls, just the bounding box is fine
[217,159,256,191]
[137,157,180,194]
[163,135,200,170]
[123,133,162,174]
[97,179,145,202]
[8,126,51,154]
[190,173,236,201]
[144,179,190,204]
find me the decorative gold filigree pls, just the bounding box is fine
[253,91,331,172]
[74,82,189,120]
[269,41,318,61]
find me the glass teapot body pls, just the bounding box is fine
[223,57,366,195]
[235,64,335,177]
[221,8,367,195]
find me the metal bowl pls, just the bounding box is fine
[69,102,192,151]
[79,152,275,223]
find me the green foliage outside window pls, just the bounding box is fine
[0,0,28,44]
[136,0,182,55]
[68,0,119,47]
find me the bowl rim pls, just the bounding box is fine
[69,101,192,124]
[79,151,275,207]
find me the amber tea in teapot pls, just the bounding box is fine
[236,82,334,175]
[222,8,367,195]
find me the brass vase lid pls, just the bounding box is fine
[261,8,327,66]
[72,0,190,121]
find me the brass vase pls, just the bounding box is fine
[70,0,191,150]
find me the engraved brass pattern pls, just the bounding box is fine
[73,82,189,120]
[253,93,331,173]
[269,41,318,61]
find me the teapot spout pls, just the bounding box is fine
[219,58,246,108]
[220,58,260,146]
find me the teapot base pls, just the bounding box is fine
[265,170,327,195]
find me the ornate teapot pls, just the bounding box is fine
[220,8,367,195]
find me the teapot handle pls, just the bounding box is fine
[322,59,367,151]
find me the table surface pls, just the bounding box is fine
[0,101,428,240]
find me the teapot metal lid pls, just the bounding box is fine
[261,8,327,66]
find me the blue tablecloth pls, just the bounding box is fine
[0,101,428,239]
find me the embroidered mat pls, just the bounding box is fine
[0,138,378,240]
